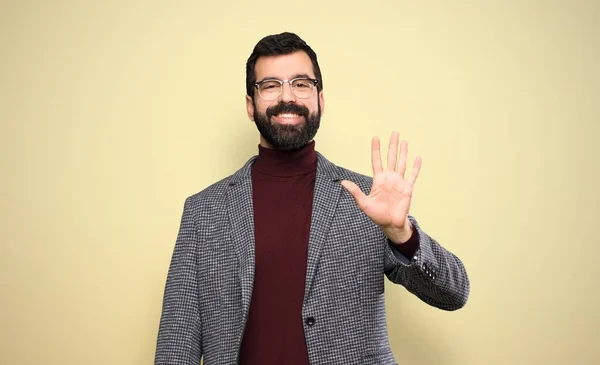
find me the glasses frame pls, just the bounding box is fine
[254,77,319,100]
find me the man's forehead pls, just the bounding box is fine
[254,51,315,80]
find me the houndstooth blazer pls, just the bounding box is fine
[155,152,470,365]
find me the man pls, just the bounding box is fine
[155,32,469,365]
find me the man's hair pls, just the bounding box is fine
[246,32,323,98]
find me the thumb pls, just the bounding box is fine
[341,180,367,211]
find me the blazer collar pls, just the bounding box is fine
[228,152,343,185]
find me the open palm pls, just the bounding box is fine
[341,132,422,243]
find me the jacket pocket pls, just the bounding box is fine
[360,292,394,357]
[361,348,397,365]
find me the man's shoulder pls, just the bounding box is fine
[184,156,256,207]
[336,165,372,182]
[318,152,372,183]
[330,162,373,193]
[187,175,232,204]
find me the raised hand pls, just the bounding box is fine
[341,132,422,244]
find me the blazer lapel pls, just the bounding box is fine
[303,153,343,303]
[226,157,257,325]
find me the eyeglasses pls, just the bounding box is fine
[254,77,319,101]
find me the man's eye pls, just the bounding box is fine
[261,82,280,90]
[293,80,311,88]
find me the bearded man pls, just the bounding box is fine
[155,32,470,365]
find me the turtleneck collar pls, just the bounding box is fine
[252,141,317,177]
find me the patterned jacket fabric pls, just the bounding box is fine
[155,152,470,365]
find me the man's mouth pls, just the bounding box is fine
[271,113,304,124]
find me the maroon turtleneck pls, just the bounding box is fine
[238,141,317,365]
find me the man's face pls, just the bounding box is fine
[246,51,325,150]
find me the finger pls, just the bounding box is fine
[397,140,408,178]
[371,137,383,174]
[387,132,400,171]
[407,156,422,186]
[341,180,368,211]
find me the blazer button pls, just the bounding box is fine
[305,317,316,326]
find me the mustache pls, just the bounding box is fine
[266,102,309,119]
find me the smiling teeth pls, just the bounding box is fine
[278,113,299,118]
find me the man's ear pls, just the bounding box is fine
[319,91,325,116]
[246,95,255,121]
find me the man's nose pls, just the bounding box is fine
[280,81,296,103]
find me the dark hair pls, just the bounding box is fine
[246,32,323,97]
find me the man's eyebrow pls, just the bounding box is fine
[291,73,312,79]
[256,74,313,83]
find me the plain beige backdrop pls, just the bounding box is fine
[1,1,599,364]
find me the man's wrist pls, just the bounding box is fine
[385,221,414,245]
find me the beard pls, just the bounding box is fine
[252,100,321,151]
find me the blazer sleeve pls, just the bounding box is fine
[155,198,202,364]
[383,215,470,311]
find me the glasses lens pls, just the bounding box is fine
[291,79,315,98]
[258,80,281,100]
